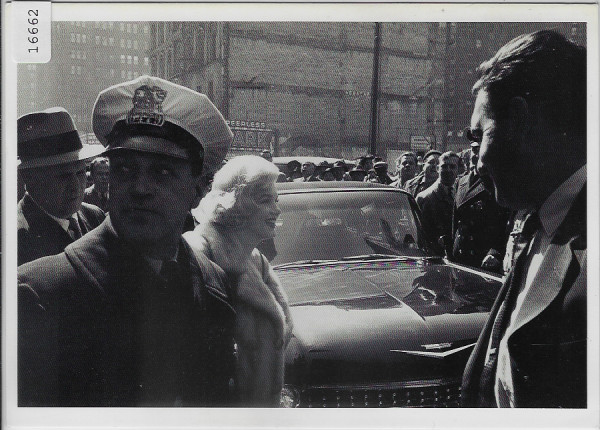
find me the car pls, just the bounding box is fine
[267,181,503,408]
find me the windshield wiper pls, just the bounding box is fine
[274,259,337,269]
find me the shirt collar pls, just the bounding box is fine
[538,165,586,237]
[143,246,180,275]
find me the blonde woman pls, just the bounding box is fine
[184,155,292,406]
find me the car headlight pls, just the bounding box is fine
[280,385,300,408]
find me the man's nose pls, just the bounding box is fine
[131,173,154,196]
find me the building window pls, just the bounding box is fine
[82,22,86,28]
[127,40,132,49]
[76,51,80,59]
[76,21,80,27]
[110,69,115,77]
[109,22,113,29]
[127,55,132,64]
[134,71,139,78]
[133,40,138,49]
[127,70,133,79]
[77,66,81,75]
[82,34,86,44]
[71,65,76,74]
[76,34,81,43]
[95,21,100,28]
[70,33,76,43]
[144,25,149,34]
[133,23,138,34]
[71,50,76,59]
[127,23,131,33]
[120,54,125,64]
[120,39,125,48]
[96,35,100,45]
[121,70,126,78]
[133,56,139,65]
[144,57,149,66]
[82,51,87,59]
[120,23,125,32]
[109,37,114,46]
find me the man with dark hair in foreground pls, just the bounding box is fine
[461,30,586,408]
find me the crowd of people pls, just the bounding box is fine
[16,30,586,409]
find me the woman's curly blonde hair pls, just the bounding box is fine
[193,155,280,228]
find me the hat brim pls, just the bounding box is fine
[18,144,105,170]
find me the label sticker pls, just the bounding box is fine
[12,1,51,63]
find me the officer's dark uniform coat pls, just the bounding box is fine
[17,193,105,266]
[18,217,236,407]
[451,172,510,269]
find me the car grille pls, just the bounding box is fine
[299,379,461,408]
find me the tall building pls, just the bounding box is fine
[18,21,152,138]
[147,21,587,160]
[149,22,447,161]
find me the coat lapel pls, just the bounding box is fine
[22,194,73,243]
[506,185,586,338]
[456,177,486,210]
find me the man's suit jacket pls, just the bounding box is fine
[18,217,237,407]
[17,193,105,265]
[416,180,454,243]
[461,187,586,408]
[451,172,510,268]
[404,173,435,197]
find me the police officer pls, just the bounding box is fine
[451,141,510,272]
[18,76,235,407]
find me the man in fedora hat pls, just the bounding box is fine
[17,107,106,265]
[18,76,235,407]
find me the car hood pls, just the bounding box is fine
[276,259,502,384]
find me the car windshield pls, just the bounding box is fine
[270,189,433,266]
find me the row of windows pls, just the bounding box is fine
[70,33,87,44]
[69,65,141,81]
[80,21,151,34]
[71,50,87,60]
[119,54,150,66]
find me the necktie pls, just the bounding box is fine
[478,211,540,406]
[68,216,82,240]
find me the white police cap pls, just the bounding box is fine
[92,75,233,175]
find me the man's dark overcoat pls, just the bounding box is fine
[403,173,435,197]
[18,192,105,265]
[18,217,237,407]
[415,180,454,244]
[451,172,510,269]
[461,187,586,408]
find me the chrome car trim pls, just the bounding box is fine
[390,342,476,359]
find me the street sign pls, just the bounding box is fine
[410,135,431,151]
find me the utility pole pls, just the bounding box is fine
[369,22,381,156]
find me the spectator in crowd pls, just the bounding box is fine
[370,161,393,184]
[295,161,319,182]
[18,76,235,406]
[416,155,424,171]
[332,160,347,181]
[404,150,441,197]
[461,30,586,408]
[260,149,273,162]
[392,151,418,189]
[319,167,336,181]
[451,141,510,273]
[83,156,110,212]
[415,151,460,247]
[356,154,374,172]
[17,107,106,266]
[457,148,471,177]
[286,160,302,181]
[186,155,292,406]
[348,166,367,182]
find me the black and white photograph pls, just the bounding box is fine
[2,2,599,429]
